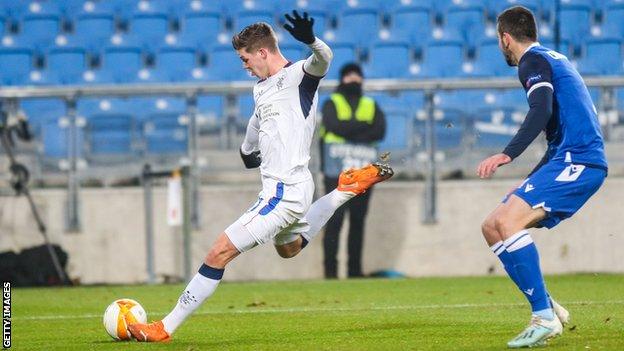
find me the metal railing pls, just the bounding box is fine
[1,76,623,228]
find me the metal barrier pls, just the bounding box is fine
[1,76,623,227]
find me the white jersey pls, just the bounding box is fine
[252,60,320,184]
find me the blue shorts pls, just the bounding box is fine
[504,161,607,229]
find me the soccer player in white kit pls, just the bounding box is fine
[128,11,393,342]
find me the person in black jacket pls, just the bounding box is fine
[320,63,386,278]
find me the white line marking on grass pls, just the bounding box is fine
[14,300,624,321]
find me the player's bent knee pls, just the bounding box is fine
[493,215,515,237]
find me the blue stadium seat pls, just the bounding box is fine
[19,98,66,137]
[129,11,170,49]
[603,2,624,39]
[389,6,432,47]
[582,38,623,75]
[101,45,144,82]
[174,67,214,82]
[197,95,226,132]
[431,122,463,150]
[77,69,116,85]
[435,90,497,114]
[365,41,412,78]
[369,91,422,114]
[125,96,186,121]
[234,9,274,31]
[335,8,380,46]
[402,90,426,111]
[22,69,61,85]
[172,0,224,16]
[156,46,198,81]
[77,98,130,120]
[73,13,116,51]
[208,44,254,81]
[18,12,61,50]
[41,118,85,159]
[87,113,135,155]
[337,0,385,11]
[143,113,188,154]
[323,43,357,79]
[224,0,275,15]
[497,89,528,110]
[444,4,486,45]
[179,10,223,47]
[559,3,592,48]
[46,46,88,84]
[473,108,519,148]
[131,68,170,83]
[488,0,540,18]
[471,39,517,77]
[0,47,33,85]
[379,111,412,151]
[0,14,5,37]
[420,40,464,77]
[280,43,304,61]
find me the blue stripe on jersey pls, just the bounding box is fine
[299,69,320,119]
[259,182,284,215]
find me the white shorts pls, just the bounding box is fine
[225,177,314,252]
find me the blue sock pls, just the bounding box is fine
[503,230,553,320]
[491,241,522,287]
[492,241,553,308]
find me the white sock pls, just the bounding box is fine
[161,266,223,334]
[301,189,354,242]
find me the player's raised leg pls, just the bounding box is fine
[274,163,394,258]
[128,233,240,342]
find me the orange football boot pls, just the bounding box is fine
[337,162,394,195]
[128,320,171,342]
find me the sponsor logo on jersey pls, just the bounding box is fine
[525,183,535,192]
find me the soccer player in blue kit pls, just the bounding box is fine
[477,6,608,348]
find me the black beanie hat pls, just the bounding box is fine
[339,62,363,81]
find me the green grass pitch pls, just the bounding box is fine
[11,274,624,350]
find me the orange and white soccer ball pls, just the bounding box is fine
[103,298,147,340]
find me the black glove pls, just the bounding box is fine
[240,148,262,169]
[283,10,315,45]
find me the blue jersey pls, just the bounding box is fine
[518,44,608,170]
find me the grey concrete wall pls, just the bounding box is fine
[1,177,622,284]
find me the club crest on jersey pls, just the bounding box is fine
[525,74,542,88]
[555,164,585,182]
[276,75,285,90]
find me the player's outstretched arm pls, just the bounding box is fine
[283,10,333,77]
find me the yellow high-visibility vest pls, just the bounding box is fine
[322,93,375,144]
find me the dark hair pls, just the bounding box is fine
[497,6,538,43]
[232,22,278,53]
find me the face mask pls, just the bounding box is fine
[339,82,362,96]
